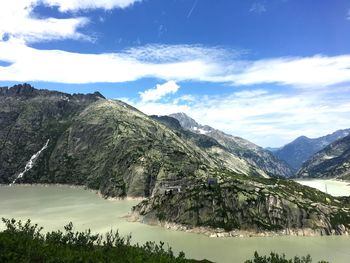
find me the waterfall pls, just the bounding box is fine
[10,139,50,186]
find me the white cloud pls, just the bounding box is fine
[347,9,350,20]
[0,0,88,42]
[42,0,142,12]
[0,0,140,43]
[0,41,218,83]
[249,3,266,13]
[139,81,180,102]
[233,89,268,98]
[1,41,350,88]
[124,44,236,63]
[130,88,350,147]
[228,55,350,87]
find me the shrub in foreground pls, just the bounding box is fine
[0,218,205,263]
[245,251,329,263]
[0,218,329,263]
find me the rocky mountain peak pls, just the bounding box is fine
[169,112,294,177]
[169,112,201,130]
[0,84,105,101]
[0,83,36,97]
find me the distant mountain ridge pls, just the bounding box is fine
[297,134,350,180]
[168,113,293,177]
[272,129,350,171]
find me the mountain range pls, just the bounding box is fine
[1,84,350,235]
[297,134,350,180]
[271,130,350,171]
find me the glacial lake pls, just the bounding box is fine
[1,184,350,263]
[294,179,350,197]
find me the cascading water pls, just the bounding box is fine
[10,139,50,186]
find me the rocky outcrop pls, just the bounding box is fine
[297,135,350,181]
[168,113,293,177]
[134,173,350,235]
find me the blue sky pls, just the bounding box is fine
[1,0,350,147]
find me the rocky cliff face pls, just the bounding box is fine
[168,113,293,178]
[134,172,350,235]
[297,135,350,181]
[0,84,104,186]
[273,130,350,171]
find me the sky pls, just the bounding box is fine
[1,0,350,147]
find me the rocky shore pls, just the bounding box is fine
[128,211,350,238]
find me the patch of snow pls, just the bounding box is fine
[197,128,208,134]
[322,155,336,160]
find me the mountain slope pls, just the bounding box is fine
[0,84,221,197]
[150,115,269,178]
[273,130,350,171]
[1,84,269,197]
[168,113,293,177]
[297,135,350,180]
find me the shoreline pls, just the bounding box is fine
[0,183,145,202]
[293,178,350,196]
[293,178,350,182]
[127,211,350,238]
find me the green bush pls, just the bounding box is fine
[0,218,200,263]
[245,251,329,263]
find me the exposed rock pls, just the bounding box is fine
[134,173,350,235]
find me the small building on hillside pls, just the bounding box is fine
[207,177,218,186]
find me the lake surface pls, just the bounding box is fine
[294,179,350,197]
[1,185,350,263]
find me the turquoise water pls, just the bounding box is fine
[1,185,350,263]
